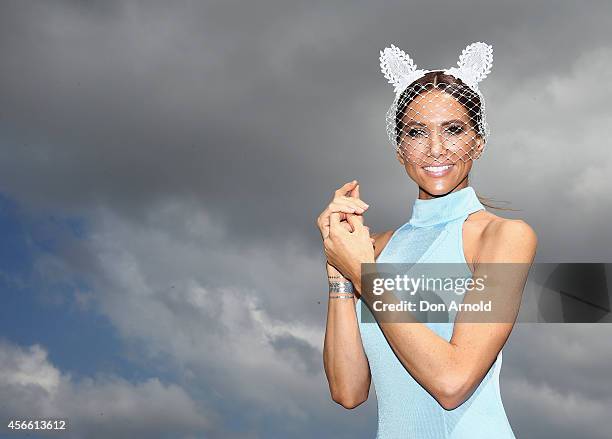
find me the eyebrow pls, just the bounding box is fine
[441,119,468,127]
[404,121,426,128]
[404,119,467,128]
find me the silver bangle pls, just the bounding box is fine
[329,294,355,299]
[328,280,354,294]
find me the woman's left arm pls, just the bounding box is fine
[343,219,537,410]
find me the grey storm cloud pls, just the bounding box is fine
[1,0,612,437]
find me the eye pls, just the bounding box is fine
[445,124,465,135]
[407,127,427,138]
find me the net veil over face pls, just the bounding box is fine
[387,81,487,167]
[379,42,493,167]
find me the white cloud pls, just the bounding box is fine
[0,339,214,439]
[0,342,61,393]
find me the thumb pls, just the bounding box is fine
[330,211,341,229]
[349,183,360,199]
[346,214,364,230]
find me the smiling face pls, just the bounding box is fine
[393,86,485,197]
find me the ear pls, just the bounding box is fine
[380,44,426,94]
[445,42,493,88]
[472,135,486,160]
[395,148,406,165]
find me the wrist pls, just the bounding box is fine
[346,258,372,295]
[326,262,347,279]
[328,278,354,291]
[327,277,355,300]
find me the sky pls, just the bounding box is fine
[0,0,611,438]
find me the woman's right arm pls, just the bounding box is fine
[321,228,394,408]
[323,261,371,409]
[316,181,371,408]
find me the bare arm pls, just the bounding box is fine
[317,181,372,408]
[322,229,395,408]
[352,220,537,410]
[323,261,371,409]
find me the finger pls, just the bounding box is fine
[335,180,357,196]
[346,214,364,230]
[347,183,368,207]
[321,223,330,239]
[322,205,354,226]
[353,184,370,209]
[334,180,358,197]
[318,205,350,230]
[351,183,360,200]
[338,195,368,211]
[332,198,367,213]
[330,200,362,213]
[321,201,365,234]
[330,211,341,229]
[340,221,353,232]
[344,213,357,232]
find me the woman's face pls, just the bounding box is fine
[396,88,484,196]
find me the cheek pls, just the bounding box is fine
[455,160,473,177]
[403,161,421,181]
[455,137,479,160]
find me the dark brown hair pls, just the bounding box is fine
[395,70,517,211]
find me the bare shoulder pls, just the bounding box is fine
[371,229,395,260]
[476,212,538,263]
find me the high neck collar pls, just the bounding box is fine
[408,186,485,227]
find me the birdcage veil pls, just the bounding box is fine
[379,42,493,167]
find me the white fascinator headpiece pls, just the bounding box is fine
[379,42,493,166]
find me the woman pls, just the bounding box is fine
[316,43,537,438]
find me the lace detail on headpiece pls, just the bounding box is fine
[443,42,493,92]
[379,44,427,94]
[380,42,493,95]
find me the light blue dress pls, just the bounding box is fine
[356,186,516,438]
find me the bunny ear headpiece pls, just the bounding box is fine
[380,42,493,95]
[379,42,493,166]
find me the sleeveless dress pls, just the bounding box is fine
[356,186,516,438]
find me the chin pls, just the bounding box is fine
[421,182,456,196]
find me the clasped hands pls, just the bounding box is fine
[315,180,376,286]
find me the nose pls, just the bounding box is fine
[428,131,446,158]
